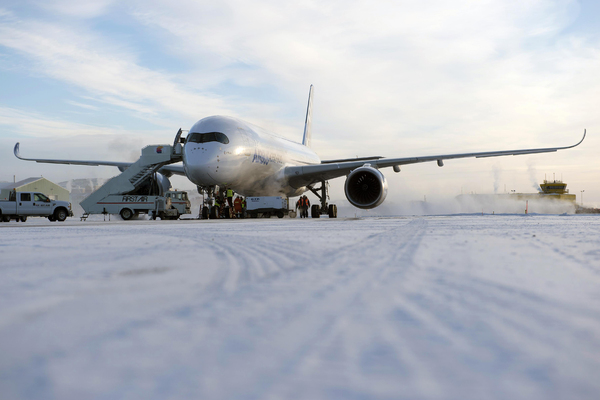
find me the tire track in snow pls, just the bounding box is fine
[222,218,430,399]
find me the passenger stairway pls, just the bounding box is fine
[80,144,182,213]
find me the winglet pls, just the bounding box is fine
[564,129,586,149]
[302,85,314,148]
[14,142,22,159]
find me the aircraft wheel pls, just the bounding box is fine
[328,204,337,218]
[224,207,231,219]
[20,216,27,222]
[120,208,134,221]
[201,206,209,219]
[209,207,219,219]
[311,205,320,218]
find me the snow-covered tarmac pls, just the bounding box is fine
[1,215,599,400]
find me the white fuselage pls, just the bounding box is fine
[183,116,320,196]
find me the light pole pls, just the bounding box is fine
[581,190,585,206]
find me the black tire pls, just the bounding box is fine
[120,208,134,220]
[20,216,27,222]
[2,215,10,222]
[311,204,320,218]
[209,207,219,219]
[277,211,284,218]
[224,207,231,219]
[201,206,209,219]
[54,208,68,222]
[48,216,55,222]
[328,204,337,218]
[250,212,257,218]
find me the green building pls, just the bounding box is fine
[0,177,70,202]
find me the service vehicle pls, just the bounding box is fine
[246,196,296,218]
[0,191,73,222]
[82,191,190,221]
[165,190,192,217]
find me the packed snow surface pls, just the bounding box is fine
[1,215,600,400]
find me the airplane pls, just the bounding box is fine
[14,85,586,218]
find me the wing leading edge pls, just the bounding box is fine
[13,142,187,176]
[285,130,586,188]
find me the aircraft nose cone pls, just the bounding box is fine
[183,143,221,185]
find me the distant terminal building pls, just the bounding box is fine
[457,179,576,203]
[512,179,576,203]
[0,177,70,201]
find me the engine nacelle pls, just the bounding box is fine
[344,166,388,209]
[155,173,172,196]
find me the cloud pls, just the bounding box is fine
[35,0,116,18]
[0,16,234,123]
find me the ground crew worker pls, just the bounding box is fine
[295,197,301,217]
[234,196,243,218]
[241,197,246,218]
[213,194,221,218]
[226,187,234,208]
[303,195,311,218]
[219,192,226,217]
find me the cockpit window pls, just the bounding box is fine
[187,132,230,145]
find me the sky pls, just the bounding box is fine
[1,0,599,206]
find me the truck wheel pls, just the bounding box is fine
[54,208,68,222]
[120,208,134,220]
[20,216,27,222]
[311,205,320,218]
[328,204,337,218]
[250,212,257,218]
[48,216,55,222]
[277,211,284,218]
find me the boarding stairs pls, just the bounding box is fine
[80,143,183,214]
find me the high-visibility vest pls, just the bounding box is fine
[227,189,233,198]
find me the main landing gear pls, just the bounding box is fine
[198,185,228,220]
[198,185,218,220]
[308,180,337,218]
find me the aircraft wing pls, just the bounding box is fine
[13,142,187,176]
[158,164,186,176]
[285,130,586,188]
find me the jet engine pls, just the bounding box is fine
[344,166,388,209]
[155,172,172,195]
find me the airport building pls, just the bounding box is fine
[0,177,70,201]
